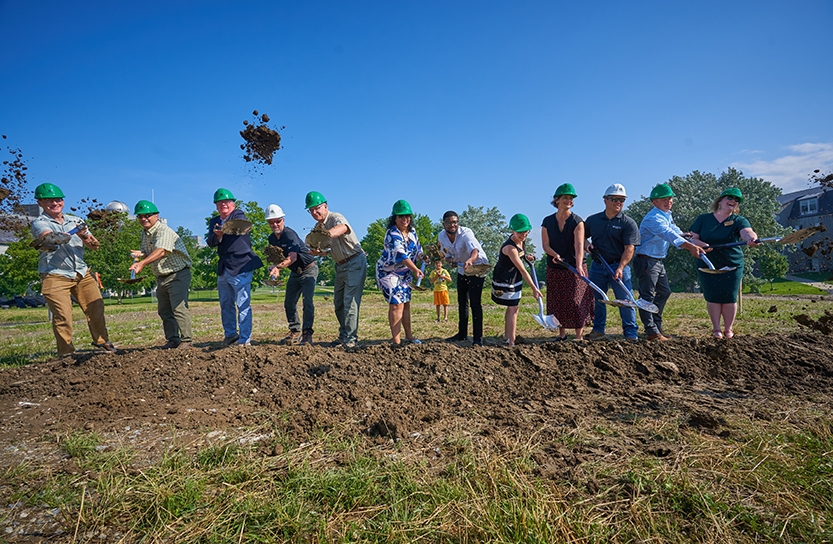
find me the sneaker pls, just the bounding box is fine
[647,333,670,342]
[625,337,639,343]
[585,330,606,341]
[342,339,357,349]
[92,341,118,353]
[446,334,467,342]
[407,338,422,345]
[329,338,345,348]
[161,340,181,349]
[299,333,313,346]
[281,331,301,345]
[221,333,239,347]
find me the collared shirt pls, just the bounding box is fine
[321,211,362,263]
[584,210,640,264]
[206,208,263,276]
[637,206,688,259]
[30,212,89,279]
[141,219,192,277]
[438,225,489,275]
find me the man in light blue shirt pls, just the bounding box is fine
[635,183,706,341]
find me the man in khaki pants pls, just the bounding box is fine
[31,183,116,355]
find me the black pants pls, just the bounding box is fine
[633,256,671,336]
[456,274,485,341]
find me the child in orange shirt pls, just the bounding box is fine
[429,260,452,322]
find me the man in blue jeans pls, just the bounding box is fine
[206,188,263,346]
[265,203,318,346]
[584,183,640,341]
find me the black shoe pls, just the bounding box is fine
[446,334,467,342]
[221,333,239,347]
[471,338,483,347]
[160,340,181,350]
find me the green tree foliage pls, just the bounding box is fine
[757,246,790,290]
[0,234,40,297]
[192,246,218,290]
[83,211,147,301]
[458,206,507,265]
[360,213,436,284]
[626,168,788,292]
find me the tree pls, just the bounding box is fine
[757,246,790,290]
[83,210,147,301]
[626,168,788,292]
[0,234,40,297]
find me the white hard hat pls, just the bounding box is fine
[265,204,285,220]
[603,183,627,197]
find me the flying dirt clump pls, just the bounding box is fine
[240,110,284,166]
[792,311,833,335]
[305,223,332,252]
[0,138,33,234]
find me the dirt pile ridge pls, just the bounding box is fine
[1,333,831,461]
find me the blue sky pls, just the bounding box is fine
[2,1,831,252]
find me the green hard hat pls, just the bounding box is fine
[509,213,532,232]
[720,187,743,203]
[391,199,413,216]
[650,183,675,199]
[34,183,65,200]
[213,188,235,203]
[134,200,159,215]
[554,183,577,198]
[305,191,327,209]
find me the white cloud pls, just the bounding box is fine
[731,143,833,193]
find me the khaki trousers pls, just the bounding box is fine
[42,272,109,355]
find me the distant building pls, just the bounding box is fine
[776,188,833,273]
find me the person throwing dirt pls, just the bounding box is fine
[30,183,117,355]
[206,188,263,347]
[305,191,367,348]
[635,184,706,341]
[376,200,425,346]
[129,200,193,349]
[584,183,641,341]
[438,210,490,347]
[429,260,452,322]
[689,187,760,339]
[491,214,542,347]
[265,204,318,346]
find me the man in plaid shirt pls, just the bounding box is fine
[129,200,193,349]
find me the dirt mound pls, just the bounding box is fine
[240,110,283,165]
[1,333,831,461]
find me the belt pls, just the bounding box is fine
[336,252,362,265]
[636,254,662,260]
[158,267,189,278]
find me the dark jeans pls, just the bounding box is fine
[633,256,671,336]
[285,263,318,334]
[456,274,485,341]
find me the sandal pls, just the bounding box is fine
[724,330,734,339]
[712,330,723,339]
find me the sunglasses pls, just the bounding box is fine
[606,197,626,203]
[724,196,741,202]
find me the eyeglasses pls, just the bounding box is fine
[724,196,741,202]
[137,214,155,220]
[606,197,626,203]
[308,204,325,214]
[443,219,459,225]
[268,218,284,224]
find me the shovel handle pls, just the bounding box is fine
[557,254,611,301]
[415,261,426,287]
[707,237,780,250]
[590,248,637,304]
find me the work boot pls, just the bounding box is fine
[647,333,670,342]
[161,339,181,349]
[585,330,606,341]
[280,331,301,345]
[299,332,313,346]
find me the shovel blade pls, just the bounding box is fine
[534,314,560,331]
[636,299,660,314]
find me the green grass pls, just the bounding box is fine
[2,414,831,542]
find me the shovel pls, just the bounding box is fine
[221,219,253,235]
[590,249,659,314]
[30,223,86,251]
[698,254,736,275]
[707,225,827,249]
[117,255,146,284]
[528,262,560,331]
[414,261,427,291]
[555,255,634,309]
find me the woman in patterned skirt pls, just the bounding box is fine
[540,183,594,341]
[376,199,425,346]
